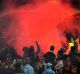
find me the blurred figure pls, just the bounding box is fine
[55,57,64,74]
[44,45,56,65]
[23,57,34,74]
[22,47,29,59]
[63,58,72,74]
[13,62,24,74]
[69,46,78,64]
[37,57,46,74]
[42,63,55,74]
[73,53,80,74]
[57,46,68,62]
[28,41,40,68]
[57,46,67,57]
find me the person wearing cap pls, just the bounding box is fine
[42,63,55,74]
[23,57,34,74]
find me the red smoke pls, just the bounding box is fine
[0,0,79,56]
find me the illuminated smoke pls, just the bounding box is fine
[58,13,80,44]
[0,15,21,49]
[0,0,79,56]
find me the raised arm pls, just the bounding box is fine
[35,41,41,54]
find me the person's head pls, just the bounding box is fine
[70,46,76,53]
[22,47,29,51]
[24,57,30,64]
[50,45,55,51]
[46,63,52,69]
[29,45,34,53]
[57,47,66,58]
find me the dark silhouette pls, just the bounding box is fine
[70,0,80,10]
[22,46,29,59]
[0,0,4,12]
[28,41,40,67]
[57,46,67,61]
[0,41,80,74]
[44,45,56,64]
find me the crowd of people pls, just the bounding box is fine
[0,41,80,74]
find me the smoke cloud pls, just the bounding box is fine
[0,0,80,55]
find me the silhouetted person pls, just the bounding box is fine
[28,46,38,67]
[23,57,34,74]
[42,63,55,74]
[44,45,56,65]
[13,62,23,73]
[3,46,18,59]
[57,46,67,61]
[74,42,78,51]
[69,46,78,65]
[75,53,80,74]
[22,47,29,59]
[28,41,41,68]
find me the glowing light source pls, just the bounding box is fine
[69,42,74,47]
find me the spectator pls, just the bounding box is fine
[63,58,72,74]
[55,57,64,74]
[13,62,24,74]
[28,41,40,68]
[44,45,56,66]
[57,46,67,60]
[69,46,78,64]
[74,53,80,74]
[37,57,46,74]
[22,47,29,59]
[23,57,34,74]
[42,63,55,74]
